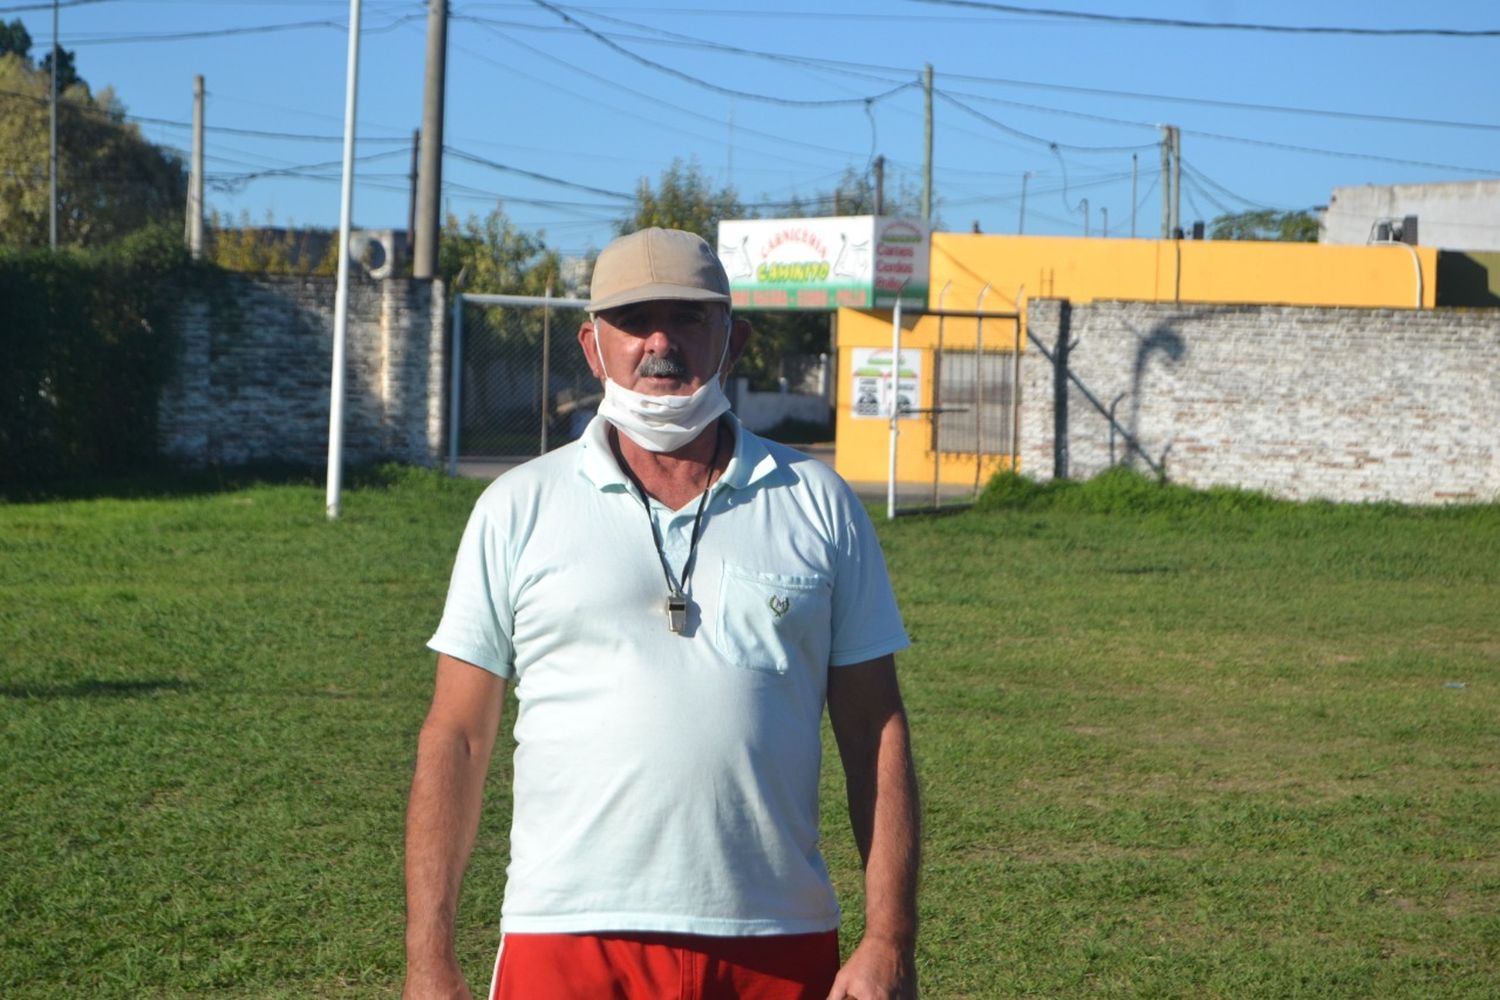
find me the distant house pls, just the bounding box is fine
[1319,180,1500,250]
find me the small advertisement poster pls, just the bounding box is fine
[850,347,922,420]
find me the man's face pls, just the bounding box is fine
[582,299,735,397]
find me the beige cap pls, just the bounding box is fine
[587,227,732,313]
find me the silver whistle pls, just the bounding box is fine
[666,593,687,633]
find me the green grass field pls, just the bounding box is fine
[2,467,1496,998]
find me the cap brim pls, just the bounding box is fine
[587,283,732,314]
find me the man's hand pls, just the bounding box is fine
[826,935,917,1000]
[401,958,472,1000]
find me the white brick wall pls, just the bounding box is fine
[1023,299,1500,504]
[157,275,446,468]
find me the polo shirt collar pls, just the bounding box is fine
[578,412,781,494]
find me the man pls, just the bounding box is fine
[404,227,919,1000]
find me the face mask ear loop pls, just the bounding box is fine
[591,314,611,381]
[715,311,733,385]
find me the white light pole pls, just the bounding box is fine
[49,0,58,248]
[326,0,363,521]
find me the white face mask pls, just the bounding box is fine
[593,313,733,454]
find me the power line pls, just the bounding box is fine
[936,72,1500,135]
[527,0,919,107]
[1184,126,1500,177]
[457,25,866,166]
[54,13,424,46]
[445,146,635,200]
[1177,159,1272,213]
[935,89,1155,153]
[911,1,1500,38]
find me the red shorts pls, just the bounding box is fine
[489,930,840,1000]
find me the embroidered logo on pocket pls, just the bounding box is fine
[768,594,791,619]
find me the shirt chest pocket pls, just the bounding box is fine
[713,565,831,676]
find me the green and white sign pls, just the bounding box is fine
[849,347,922,420]
[717,216,930,311]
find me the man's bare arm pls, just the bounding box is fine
[403,653,507,1000]
[826,654,920,1000]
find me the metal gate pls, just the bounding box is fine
[447,292,595,473]
[883,293,1022,516]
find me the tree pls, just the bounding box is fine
[439,205,561,294]
[204,210,337,275]
[39,44,83,94]
[0,53,185,250]
[620,158,743,241]
[1210,209,1318,242]
[0,19,31,59]
[780,166,924,220]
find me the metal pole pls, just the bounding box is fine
[188,75,205,259]
[1011,285,1024,466]
[1101,206,1108,239]
[1130,153,1138,238]
[931,281,951,509]
[448,293,464,475]
[540,283,553,454]
[326,0,363,521]
[49,0,58,248]
[887,295,904,521]
[974,283,990,495]
[921,64,933,223]
[873,155,885,217]
[413,0,447,278]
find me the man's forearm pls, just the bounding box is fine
[404,718,495,979]
[848,708,920,948]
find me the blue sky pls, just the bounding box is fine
[6,0,1497,256]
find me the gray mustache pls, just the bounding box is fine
[636,355,689,379]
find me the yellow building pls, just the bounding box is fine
[833,233,1439,488]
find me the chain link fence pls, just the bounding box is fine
[449,293,598,469]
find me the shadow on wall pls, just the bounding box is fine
[1051,304,1187,479]
[1436,252,1500,307]
[1123,324,1186,472]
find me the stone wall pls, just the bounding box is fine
[158,275,446,468]
[1022,299,1500,504]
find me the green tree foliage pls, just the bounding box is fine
[782,165,924,219]
[0,18,31,58]
[204,210,337,275]
[1210,209,1319,242]
[620,158,744,241]
[1,225,190,482]
[440,205,561,294]
[0,51,185,250]
[39,44,83,94]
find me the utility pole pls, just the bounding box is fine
[49,0,58,248]
[921,63,933,223]
[1130,153,1137,238]
[1160,125,1172,238]
[413,0,447,279]
[1018,171,1031,234]
[1101,206,1108,238]
[873,154,885,216]
[406,127,419,262]
[1170,126,1181,238]
[186,75,205,259]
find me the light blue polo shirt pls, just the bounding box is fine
[429,414,909,937]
